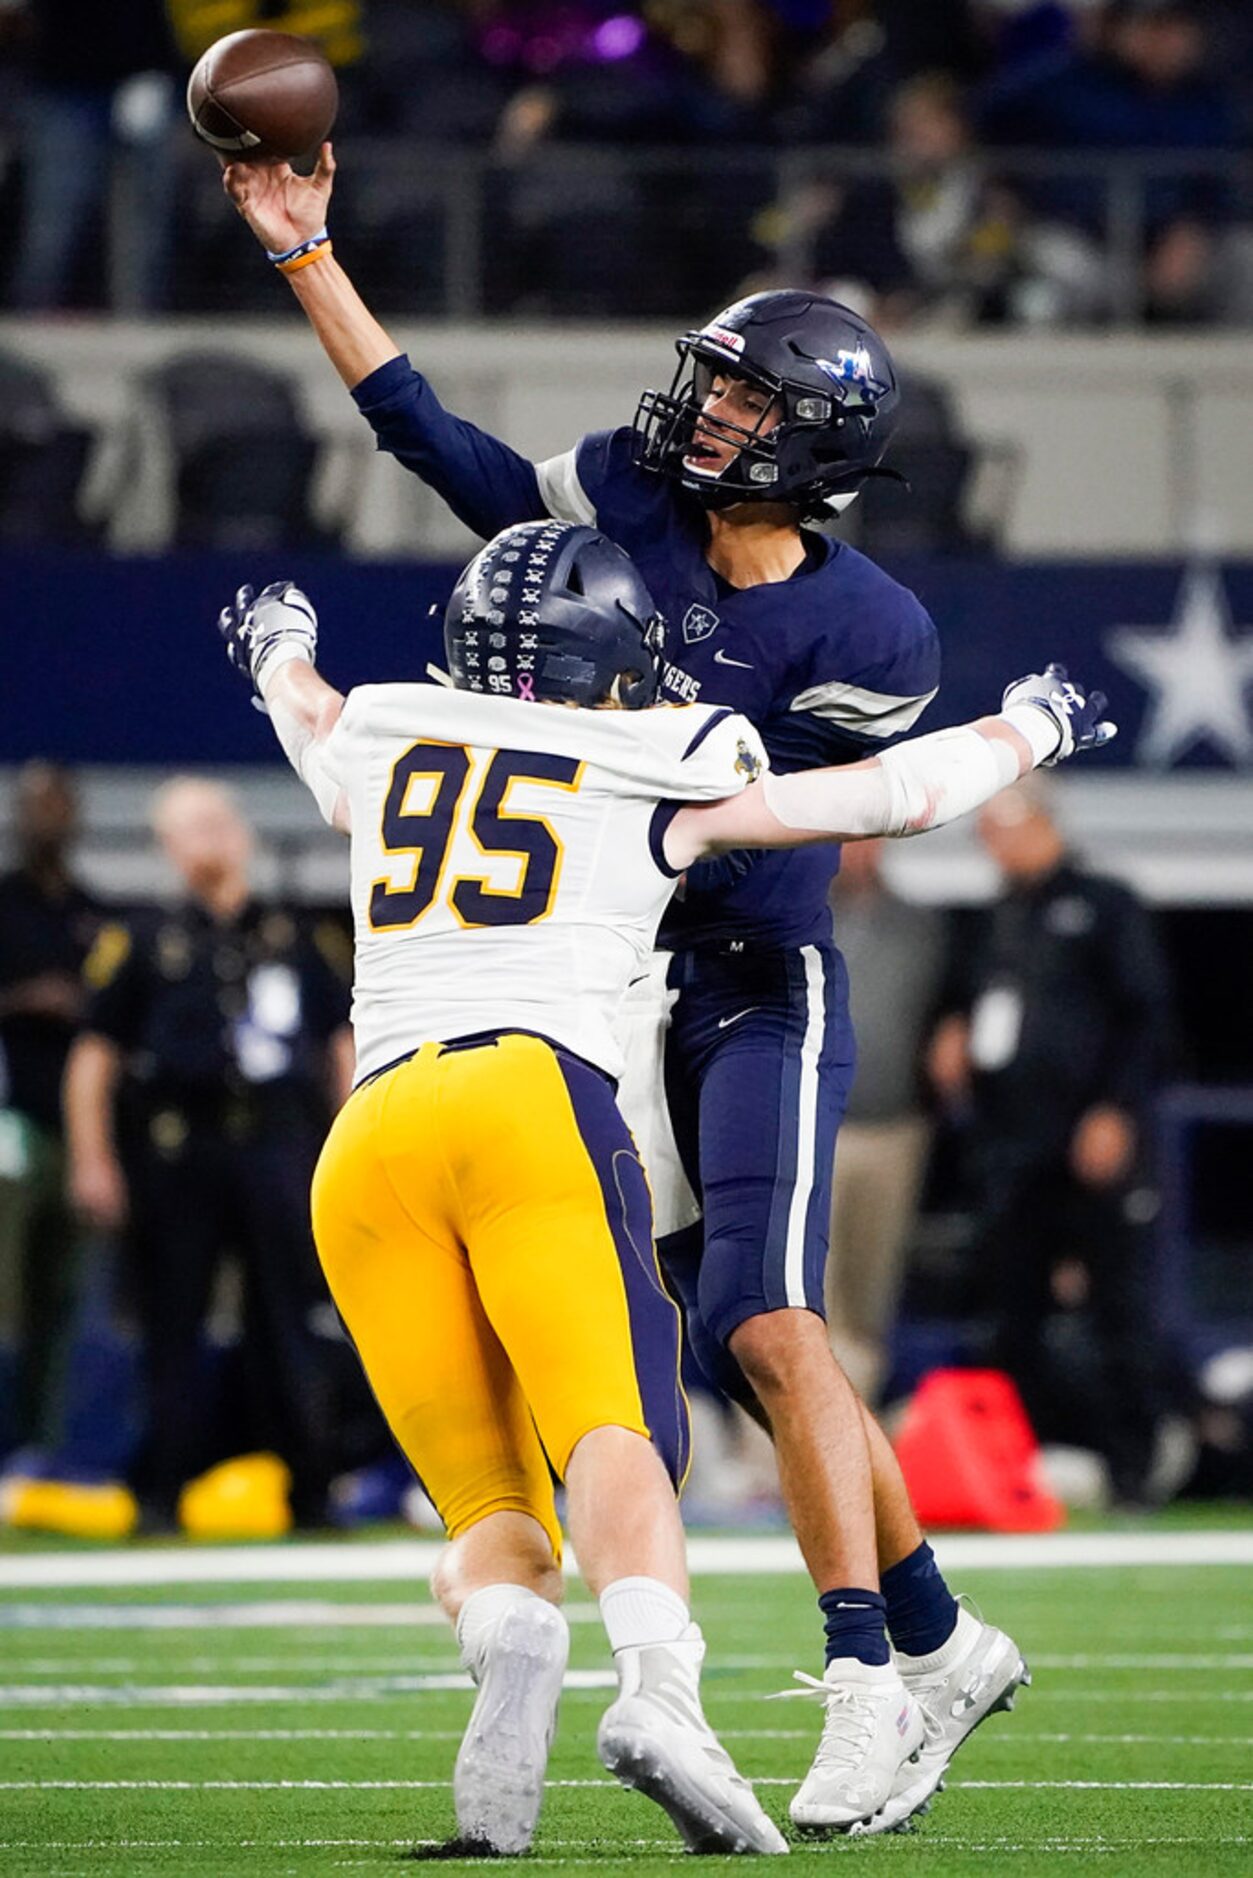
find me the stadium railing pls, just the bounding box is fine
[156,141,1253,323]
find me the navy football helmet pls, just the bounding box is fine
[633,290,901,520]
[445,521,666,710]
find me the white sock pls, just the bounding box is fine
[455,1582,552,1673]
[599,1575,691,1653]
[896,1603,981,1675]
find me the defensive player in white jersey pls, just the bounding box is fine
[218,520,1113,1857]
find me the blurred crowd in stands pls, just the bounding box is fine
[0,0,1251,323]
[3,754,1250,1539]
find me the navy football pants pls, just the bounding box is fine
[658,941,856,1399]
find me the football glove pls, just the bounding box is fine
[1002,663,1117,766]
[218,581,319,697]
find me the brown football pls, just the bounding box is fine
[187,29,338,162]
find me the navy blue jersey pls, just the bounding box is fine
[353,357,940,950]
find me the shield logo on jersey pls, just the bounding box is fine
[683,604,720,645]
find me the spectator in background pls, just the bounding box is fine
[825,839,946,1406]
[770,0,900,147]
[0,763,104,1464]
[6,0,179,312]
[752,69,1109,329]
[63,776,353,1530]
[165,0,363,67]
[979,0,1241,322]
[972,0,1107,85]
[927,775,1172,1506]
[771,0,988,148]
[483,0,778,313]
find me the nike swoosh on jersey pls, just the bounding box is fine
[717,1007,761,1029]
[713,649,755,669]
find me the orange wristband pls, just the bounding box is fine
[278,240,333,276]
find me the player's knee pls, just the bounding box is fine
[567,1417,686,1495]
[430,1510,563,1621]
[729,1307,828,1398]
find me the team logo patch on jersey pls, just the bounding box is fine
[734,738,762,781]
[683,603,720,645]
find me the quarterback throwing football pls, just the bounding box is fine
[219,520,1112,1854]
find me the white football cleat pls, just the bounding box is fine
[453,1595,570,1854]
[598,1627,788,1855]
[862,1606,1031,1836]
[783,1658,924,1834]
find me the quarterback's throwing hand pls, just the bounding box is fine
[221,143,336,258]
[218,581,319,696]
[1002,663,1117,765]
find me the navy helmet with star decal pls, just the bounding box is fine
[444,521,667,710]
[633,290,901,520]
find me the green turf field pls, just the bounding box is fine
[1,1533,1251,1877]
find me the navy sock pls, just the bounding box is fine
[881,1541,960,1658]
[818,1587,890,1668]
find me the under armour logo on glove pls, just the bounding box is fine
[218,581,319,698]
[1002,663,1117,765]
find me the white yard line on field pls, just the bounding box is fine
[0,1669,617,1705]
[2,1529,1252,1590]
[1030,1653,1253,1670]
[4,1776,1251,1792]
[6,1674,1253,1711]
[0,1842,675,1855]
[9,1648,1251,1679]
[950,1731,1253,1747]
[9,1655,472,1675]
[0,1727,468,1741]
[1027,1687,1253,1702]
[1,1834,1249,1858]
[2,1726,1249,1748]
[0,1601,536,1630]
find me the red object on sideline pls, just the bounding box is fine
[894,1368,1065,1532]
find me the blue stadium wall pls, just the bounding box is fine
[7,553,1253,768]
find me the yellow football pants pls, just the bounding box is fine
[311,1034,689,1557]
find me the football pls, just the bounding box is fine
[187,29,338,162]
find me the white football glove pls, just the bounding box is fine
[218,581,319,698]
[1002,662,1117,766]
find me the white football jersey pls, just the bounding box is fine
[310,685,767,1081]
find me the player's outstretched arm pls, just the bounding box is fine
[667,665,1115,869]
[221,145,401,388]
[218,583,351,832]
[220,145,548,537]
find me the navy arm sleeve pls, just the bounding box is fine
[351,355,549,539]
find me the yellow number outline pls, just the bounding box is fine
[449,760,586,930]
[367,742,473,934]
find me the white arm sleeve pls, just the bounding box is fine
[535,448,597,524]
[760,706,1058,840]
[267,691,347,829]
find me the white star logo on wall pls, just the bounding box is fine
[1106,566,1253,767]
